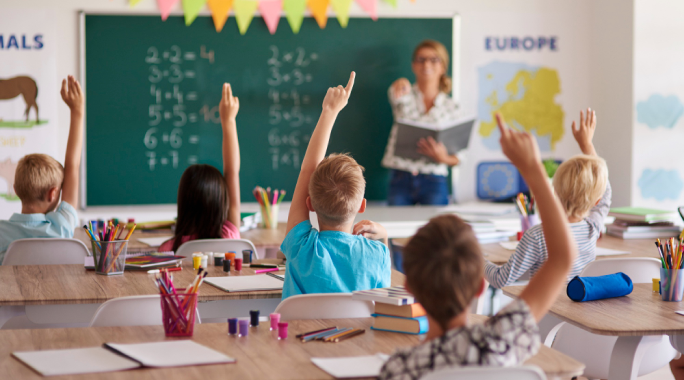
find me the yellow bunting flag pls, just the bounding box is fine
[308,0,329,28]
[283,0,307,34]
[234,0,259,35]
[207,0,233,32]
[382,0,396,7]
[183,0,208,25]
[130,0,144,7]
[330,0,352,28]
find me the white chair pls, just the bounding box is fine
[3,238,89,265]
[421,365,546,380]
[548,257,676,379]
[274,293,374,321]
[175,239,259,259]
[89,295,201,327]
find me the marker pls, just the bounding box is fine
[254,267,280,274]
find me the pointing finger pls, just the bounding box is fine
[226,83,233,99]
[345,71,356,94]
[60,79,67,98]
[495,113,509,137]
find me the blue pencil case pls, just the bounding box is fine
[566,272,633,302]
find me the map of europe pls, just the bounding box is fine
[478,61,564,151]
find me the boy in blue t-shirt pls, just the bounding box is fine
[281,72,391,299]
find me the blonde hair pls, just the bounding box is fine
[553,155,608,220]
[14,154,64,203]
[309,153,366,225]
[413,40,452,94]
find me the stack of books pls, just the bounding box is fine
[606,207,682,239]
[352,286,428,334]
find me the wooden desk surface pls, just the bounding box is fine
[0,316,583,379]
[503,283,684,337]
[0,262,405,306]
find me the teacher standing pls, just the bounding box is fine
[382,40,460,206]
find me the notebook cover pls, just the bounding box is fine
[370,314,429,335]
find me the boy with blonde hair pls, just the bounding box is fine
[0,76,84,263]
[485,108,611,288]
[281,72,391,299]
[379,114,577,379]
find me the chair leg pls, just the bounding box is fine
[544,322,565,348]
[0,306,26,328]
[607,335,661,380]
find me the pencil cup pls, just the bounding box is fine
[660,268,684,302]
[91,240,127,276]
[161,293,198,337]
[520,214,540,234]
[259,205,279,230]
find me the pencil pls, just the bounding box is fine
[334,329,365,342]
[296,327,336,339]
[325,328,360,342]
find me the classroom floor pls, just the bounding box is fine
[575,365,675,380]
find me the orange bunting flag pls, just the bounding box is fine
[283,0,307,34]
[330,0,352,28]
[207,0,233,32]
[157,0,181,21]
[259,0,283,35]
[234,0,259,35]
[130,0,144,6]
[307,0,330,28]
[355,0,377,20]
[183,0,208,25]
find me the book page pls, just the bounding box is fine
[13,347,140,376]
[311,354,390,378]
[104,340,235,368]
[204,275,284,292]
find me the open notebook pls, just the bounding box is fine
[204,274,284,292]
[311,354,390,378]
[13,340,235,376]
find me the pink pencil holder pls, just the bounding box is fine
[160,293,197,337]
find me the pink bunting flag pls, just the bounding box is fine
[355,0,377,20]
[259,0,283,35]
[157,0,181,21]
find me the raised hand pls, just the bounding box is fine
[571,108,597,156]
[322,71,355,114]
[219,83,240,122]
[353,219,388,244]
[60,75,84,114]
[391,78,411,99]
[496,113,543,177]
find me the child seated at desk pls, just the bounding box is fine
[159,84,242,252]
[379,114,578,380]
[0,76,84,263]
[280,72,391,299]
[485,108,611,288]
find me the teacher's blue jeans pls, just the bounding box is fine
[387,169,449,206]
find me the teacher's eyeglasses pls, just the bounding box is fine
[413,57,441,64]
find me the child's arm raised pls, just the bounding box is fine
[219,83,241,229]
[286,72,355,234]
[496,114,577,322]
[60,76,84,208]
[572,108,597,156]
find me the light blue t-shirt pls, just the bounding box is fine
[280,220,392,300]
[0,202,79,264]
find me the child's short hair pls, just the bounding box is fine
[14,154,64,203]
[403,215,484,330]
[553,155,608,220]
[309,153,365,225]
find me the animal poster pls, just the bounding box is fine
[0,10,58,218]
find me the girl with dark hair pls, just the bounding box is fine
[159,83,242,252]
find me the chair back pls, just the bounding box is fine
[3,238,89,265]
[274,293,374,321]
[580,257,661,283]
[89,295,201,327]
[421,366,546,380]
[175,239,258,259]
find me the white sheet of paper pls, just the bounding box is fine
[311,354,390,378]
[204,274,284,292]
[499,241,519,250]
[595,247,630,256]
[137,236,173,247]
[676,311,684,317]
[105,340,235,368]
[12,347,140,376]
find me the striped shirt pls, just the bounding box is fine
[485,181,612,289]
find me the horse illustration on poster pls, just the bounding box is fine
[0,76,39,123]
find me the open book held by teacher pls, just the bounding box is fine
[394,116,476,161]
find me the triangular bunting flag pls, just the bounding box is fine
[382,0,396,7]
[307,0,329,28]
[207,0,233,32]
[182,0,207,25]
[259,0,283,35]
[157,0,181,21]
[130,0,144,7]
[355,0,377,20]
[330,0,352,28]
[234,0,259,35]
[283,0,307,34]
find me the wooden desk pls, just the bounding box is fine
[0,317,583,379]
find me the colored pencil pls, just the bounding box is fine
[334,328,365,342]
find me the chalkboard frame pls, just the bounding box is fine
[78,12,459,208]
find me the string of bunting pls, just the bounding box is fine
[129,0,409,35]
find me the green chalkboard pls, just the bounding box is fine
[85,15,453,206]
